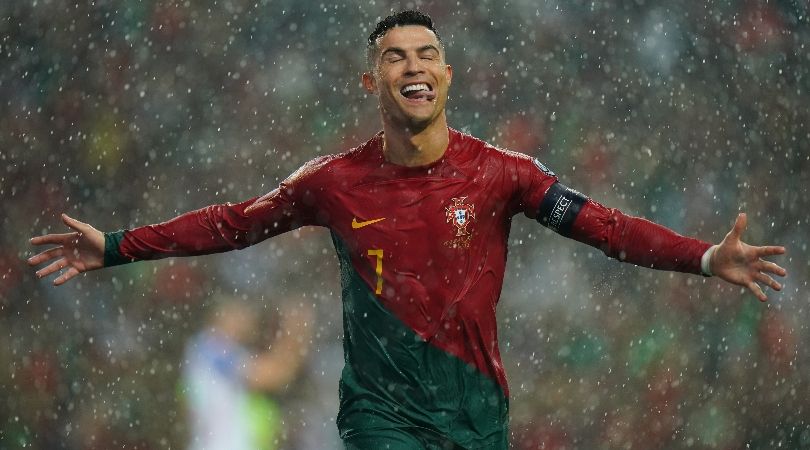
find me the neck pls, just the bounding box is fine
[381,114,449,167]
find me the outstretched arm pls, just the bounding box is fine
[567,200,787,302]
[29,185,315,286]
[512,155,787,302]
[28,156,329,286]
[28,214,104,286]
[27,200,290,286]
[567,199,787,301]
[708,212,786,302]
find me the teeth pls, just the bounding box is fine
[401,83,429,94]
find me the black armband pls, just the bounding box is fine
[536,182,588,237]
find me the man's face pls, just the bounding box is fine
[363,25,453,131]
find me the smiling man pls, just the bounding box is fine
[29,10,786,450]
[361,14,453,168]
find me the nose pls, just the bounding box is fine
[403,54,424,75]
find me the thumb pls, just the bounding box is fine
[61,213,89,234]
[728,212,747,240]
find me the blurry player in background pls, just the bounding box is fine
[182,296,311,450]
[29,10,786,450]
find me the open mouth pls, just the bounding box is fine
[399,82,436,102]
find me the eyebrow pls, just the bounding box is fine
[380,44,441,58]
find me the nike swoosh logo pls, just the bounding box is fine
[352,217,386,229]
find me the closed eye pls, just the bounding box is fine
[418,46,440,60]
[381,48,406,63]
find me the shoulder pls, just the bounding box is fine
[449,128,546,170]
[287,154,334,180]
[449,128,491,155]
[285,152,341,185]
[284,135,379,190]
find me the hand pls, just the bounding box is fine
[710,213,787,302]
[28,214,105,286]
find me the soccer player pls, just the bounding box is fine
[183,297,312,450]
[29,10,786,450]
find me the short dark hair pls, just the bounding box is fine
[366,10,442,71]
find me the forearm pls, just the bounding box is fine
[571,200,711,274]
[104,197,278,265]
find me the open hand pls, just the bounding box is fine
[711,213,787,302]
[28,214,105,285]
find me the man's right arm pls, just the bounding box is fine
[30,187,309,284]
[105,190,305,265]
[29,155,330,285]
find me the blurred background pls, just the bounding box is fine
[2,0,808,448]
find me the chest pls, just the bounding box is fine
[328,175,506,253]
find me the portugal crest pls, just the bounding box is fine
[445,197,476,237]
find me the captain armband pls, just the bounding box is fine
[536,182,588,237]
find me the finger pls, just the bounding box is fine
[746,280,767,302]
[27,247,64,266]
[756,260,787,277]
[754,272,782,291]
[61,213,90,234]
[754,246,786,257]
[30,232,79,246]
[729,212,747,240]
[36,258,69,279]
[54,267,80,286]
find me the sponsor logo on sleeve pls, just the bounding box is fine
[547,194,573,232]
[537,182,587,236]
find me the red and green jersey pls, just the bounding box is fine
[105,128,710,448]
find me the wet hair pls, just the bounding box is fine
[366,10,443,71]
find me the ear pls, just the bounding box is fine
[446,64,453,86]
[362,72,377,94]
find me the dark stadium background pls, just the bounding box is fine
[2,0,808,448]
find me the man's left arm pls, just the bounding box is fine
[509,153,787,301]
[538,183,786,301]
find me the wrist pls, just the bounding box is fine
[103,230,132,267]
[701,245,718,277]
